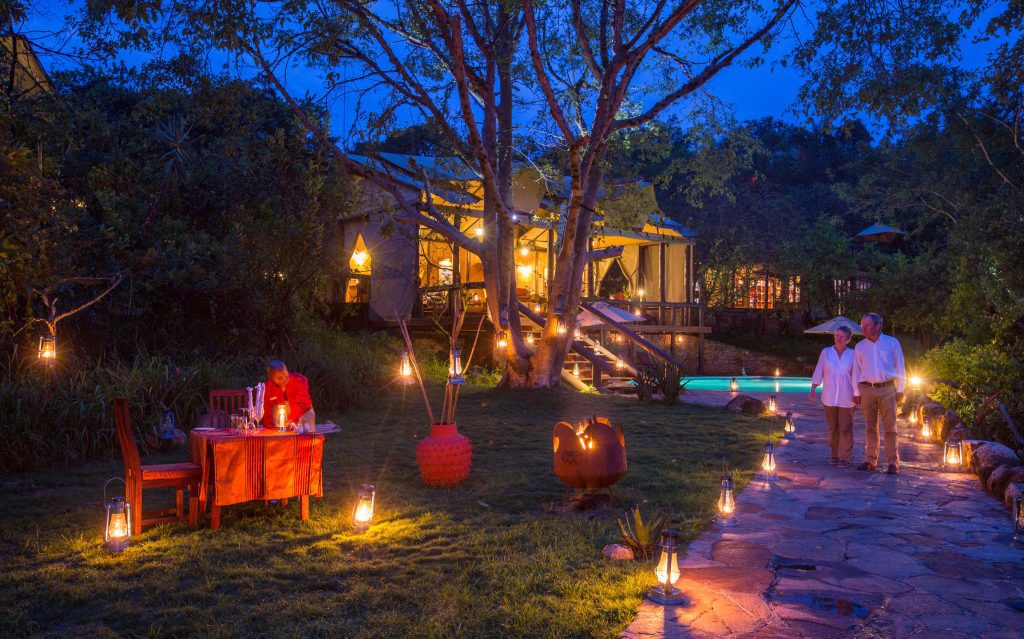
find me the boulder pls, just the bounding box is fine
[726,395,767,415]
[940,410,966,441]
[602,544,635,561]
[989,465,1024,500]
[960,440,987,468]
[971,442,1020,482]
[1004,482,1024,510]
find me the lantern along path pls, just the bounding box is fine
[621,391,1024,639]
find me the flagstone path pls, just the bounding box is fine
[622,391,1024,639]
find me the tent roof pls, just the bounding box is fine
[855,223,906,241]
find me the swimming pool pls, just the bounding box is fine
[681,376,818,393]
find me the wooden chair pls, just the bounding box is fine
[208,389,248,428]
[113,398,201,533]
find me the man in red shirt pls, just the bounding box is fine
[262,360,314,428]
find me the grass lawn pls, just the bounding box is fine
[0,385,777,638]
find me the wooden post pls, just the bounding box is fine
[659,243,667,324]
[587,236,595,297]
[547,227,555,298]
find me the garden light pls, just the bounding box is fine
[274,403,289,430]
[783,412,796,439]
[943,439,963,470]
[103,478,131,552]
[759,441,777,481]
[729,377,739,392]
[717,472,737,527]
[448,346,465,384]
[921,414,933,439]
[399,352,414,384]
[38,335,56,364]
[767,395,777,415]
[353,484,376,532]
[909,411,918,426]
[648,529,685,605]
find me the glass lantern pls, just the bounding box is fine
[353,484,376,532]
[648,529,685,604]
[759,441,777,481]
[448,345,465,384]
[766,395,777,415]
[921,414,933,439]
[943,439,963,470]
[783,412,797,439]
[729,377,739,392]
[274,403,289,431]
[399,351,414,385]
[556,317,567,336]
[717,473,737,527]
[526,333,535,346]
[38,335,56,365]
[1013,494,1024,547]
[909,411,918,427]
[103,478,131,552]
[496,331,508,349]
[158,411,176,441]
[499,304,510,328]
[572,362,580,378]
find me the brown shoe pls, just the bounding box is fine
[886,464,899,475]
[857,462,876,471]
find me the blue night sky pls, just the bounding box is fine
[21,1,1002,140]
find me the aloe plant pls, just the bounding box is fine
[617,506,668,560]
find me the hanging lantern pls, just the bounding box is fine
[533,303,542,313]
[274,403,289,431]
[496,331,508,349]
[572,362,580,377]
[399,352,414,385]
[943,439,963,470]
[556,317,567,336]
[910,376,922,390]
[352,484,376,532]
[717,472,737,527]
[1013,494,1024,547]
[633,307,643,318]
[675,334,684,345]
[526,333,535,346]
[766,395,777,415]
[729,377,739,393]
[615,358,625,370]
[921,414,933,439]
[648,529,685,604]
[103,478,131,552]
[158,411,176,441]
[783,412,797,439]
[553,294,566,315]
[499,304,510,328]
[38,335,56,365]
[448,345,465,384]
[519,244,529,257]
[759,441,777,481]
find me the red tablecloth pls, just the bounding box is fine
[189,429,324,508]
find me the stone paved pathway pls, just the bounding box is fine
[622,391,1024,639]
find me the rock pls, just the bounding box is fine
[990,467,1024,501]
[725,394,767,414]
[941,410,966,440]
[602,543,635,561]
[971,442,1020,482]
[1004,482,1024,510]
[961,440,987,468]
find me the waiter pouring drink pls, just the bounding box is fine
[851,313,906,475]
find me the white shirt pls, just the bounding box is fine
[851,333,906,396]
[812,346,856,408]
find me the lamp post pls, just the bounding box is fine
[352,484,376,532]
[103,478,131,552]
[648,529,686,605]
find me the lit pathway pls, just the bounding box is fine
[622,391,1024,639]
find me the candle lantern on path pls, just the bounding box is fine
[103,478,131,552]
[648,529,686,605]
[783,412,797,439]
[729,377,739,393]
[943,439,964,470]
[352,484,376,532]
[766,395,777,415]
[717,470,737,527]
[921,414,933,439]
[759,441,777,481]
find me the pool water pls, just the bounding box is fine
[681,376,818,393]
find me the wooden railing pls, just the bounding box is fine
[581,298,705,327]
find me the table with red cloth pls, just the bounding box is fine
[189,428,324,529]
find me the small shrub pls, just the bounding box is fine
[617,506,668,560]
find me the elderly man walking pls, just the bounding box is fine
[852,313,906,474]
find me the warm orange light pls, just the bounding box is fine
[274,404,289,430]
[572,362,580,377]
[351,250,369,270]
[399,352,413,384]
[526,334,535,345]
[774,368,781,377]
[910,376,922,388]
[496,331,508,349]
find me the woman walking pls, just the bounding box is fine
[810,326,856,467]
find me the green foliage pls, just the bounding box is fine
[617,506,668,560]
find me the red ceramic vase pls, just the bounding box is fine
[416,423,473,487]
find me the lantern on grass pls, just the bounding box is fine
[729,377,739,392]
[103,478,131,552]
[399,352,414,385]
[783,412,797,439]
[943,439,963,470]
[448,346,465,384]
[352,484,375,532]
[766,395,777,415]
[648,529,685,605]
[921,414,933,439]
[38,335,56,365]
[1013,494,1024,547]
[274,403,289,431]
[759,441,777,481]
[717,471,737,527]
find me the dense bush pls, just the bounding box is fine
[0,329,400,474]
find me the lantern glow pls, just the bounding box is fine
[353,484,376,532]
[910,376,922,389]
[759,441,777,481]
[921,415,933,438]
[496,331,508,349]
[729,377,739,392]
[556,318,567,335]
[648,529,685,605]
[638,288,646,302]
[475,227,483,238]
[38,335,56,364]
[351,250,369,271]
[526,333,535,345]
[774,368,781,377]
[767,395,777,414]
[103,479,132,552]
[943,439,963,470]
[717,472,737,526]
[448,346,465,384]
[399,352,414,384]
[274,404,289,430]
[572,362,580,377]
[783,412,796,439]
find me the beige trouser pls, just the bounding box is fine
[860,383,899,467]
[824,405,854,462]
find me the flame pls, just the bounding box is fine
[655,549,680,586]
[107,513,128,540]
[354,500,373,524]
